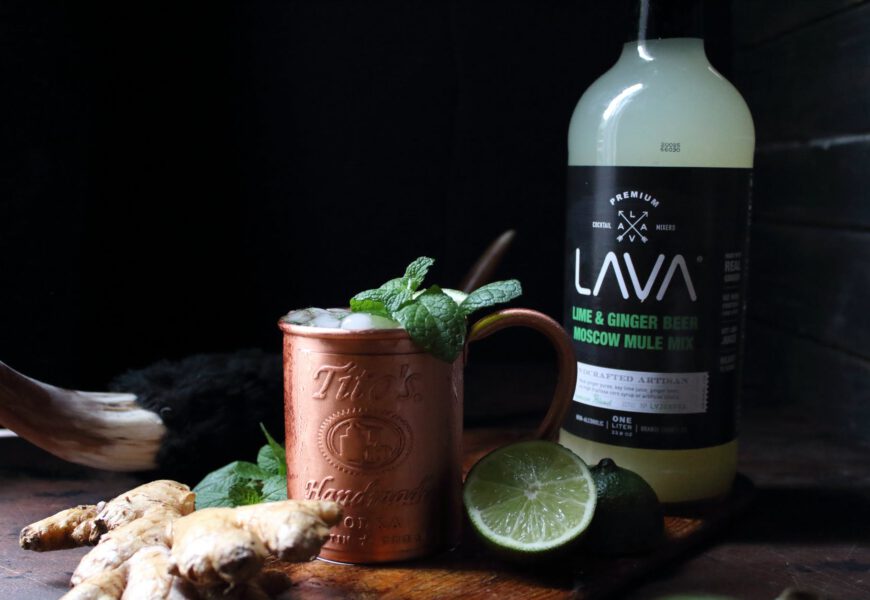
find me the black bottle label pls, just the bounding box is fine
[563,166,751,450]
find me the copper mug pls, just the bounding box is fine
[279,308,576,563]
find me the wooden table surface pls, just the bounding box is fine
[1,405,869,599]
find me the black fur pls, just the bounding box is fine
[109,350,283,483]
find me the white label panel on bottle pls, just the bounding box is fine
[573,362,708,414]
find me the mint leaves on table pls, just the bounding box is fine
[193,424,288,509]
[349,256,522,362]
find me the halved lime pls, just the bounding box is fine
[462,440,596,556]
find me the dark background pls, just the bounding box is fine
[2,1,868,437]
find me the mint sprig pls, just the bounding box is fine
[350,257,522,362]
[349,257,434,316]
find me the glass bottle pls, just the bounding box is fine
[559,0,755,503]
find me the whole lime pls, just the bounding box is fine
[584,458,664,555]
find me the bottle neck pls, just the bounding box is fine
[628,0,704,43]
[618,37,708,65]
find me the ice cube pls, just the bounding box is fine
[327,308,351,320]
[340,312,401,331]
[309,313,343,328]
[283,309,314,325]
[283,307,391,329]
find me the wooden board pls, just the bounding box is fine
[276,430,755,599]
[279,484,753,599]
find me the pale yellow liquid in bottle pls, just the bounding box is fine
[560,38,754,503]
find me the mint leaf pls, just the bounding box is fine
[349,298,390,317]
[261,475,289,503]
[194,461,264,509]
[394,286,465,362]
[194,428,289,509]
[259,424,286,477]
[349,290,390,317]
[234,461,268,479]
[460,280,522,316]
[403,257,434,290]
[379,277,410,292]
[228,480,264,506]
[350,277,413,315]
[378,280,414,313]
[257,444,283,476]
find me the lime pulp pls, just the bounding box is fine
[463,441,596,555]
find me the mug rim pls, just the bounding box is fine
[277,318,412,342]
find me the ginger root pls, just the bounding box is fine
[62,565,128,600]
[65,546,200,600]
[124,546,200,600]
[20,505,102,551]
[170,500,342,586]
[20,480,341,600]
[93,479,195,533]
[72,513,174,586]
[19,480,195,554]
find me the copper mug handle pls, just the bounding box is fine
[467,308,576,441]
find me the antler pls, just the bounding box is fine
[0,361,165,471]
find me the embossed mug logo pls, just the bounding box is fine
[312,362,421,402]
[319,409,412,474]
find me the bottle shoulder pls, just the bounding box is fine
[572,61,752,126]
[568,60,755,168]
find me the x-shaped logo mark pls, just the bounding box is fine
[616,210,649,243]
